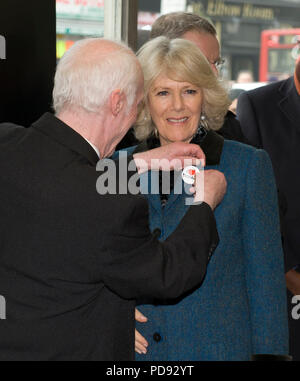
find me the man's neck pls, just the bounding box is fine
[57,108,113,158]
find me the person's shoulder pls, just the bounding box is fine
[0,122,26,146]
[223,139,266,161]
[223,138,254,152]
[218,111,248,144]
[222,141,272,183]
[0,122,25,134]
[241,77,291,101]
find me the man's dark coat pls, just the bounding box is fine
[237,76,300,360]
[0,113,218,360]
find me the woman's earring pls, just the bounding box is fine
[144,112,151,122]
[200,113,209,130]
[194,113,208,142]
[154,128,159,138]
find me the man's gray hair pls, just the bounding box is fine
[150,12,216,40]
[53,38,140,115]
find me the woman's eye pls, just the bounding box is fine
[157,91,168,96]
[185,89,197,95]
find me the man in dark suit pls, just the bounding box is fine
[117,12,247,150]
[0,38,226,360]
[237,58,300,360]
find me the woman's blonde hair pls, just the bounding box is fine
[135,36,230,141]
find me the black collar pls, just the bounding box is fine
[31,112,99,166]
[133,129,224,166]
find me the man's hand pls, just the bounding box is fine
[191,170,227,210]
[135,308,148,355]
[286,269,300,295]
[133,142,205,174]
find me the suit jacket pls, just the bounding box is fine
[0,113,219,360]
[237,77,300,271]
[124,132,288,361]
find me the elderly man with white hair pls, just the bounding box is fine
[0,38,226,360]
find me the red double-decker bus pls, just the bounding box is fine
[260,28,300,82]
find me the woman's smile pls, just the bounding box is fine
[166,117,189,124]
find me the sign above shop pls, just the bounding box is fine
[56,0,104,36]
[189,0,276,21]
[161,0,187,14]
[56,0,104,21]
[207,0,274,20]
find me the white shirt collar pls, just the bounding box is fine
[83,137,100,158]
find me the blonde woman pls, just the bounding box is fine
[122,37,288,361]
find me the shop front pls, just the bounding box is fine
[187,0,300,81]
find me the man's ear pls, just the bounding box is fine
[110,89,126,117]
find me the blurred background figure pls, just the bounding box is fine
[236,70,254,84]
[229,70,259,114]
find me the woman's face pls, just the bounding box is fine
[148,73,203,146]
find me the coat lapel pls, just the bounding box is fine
[278,77,300,128]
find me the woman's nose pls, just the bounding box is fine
[172,93,184,111]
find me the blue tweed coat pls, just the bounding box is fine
[123,132,289,361]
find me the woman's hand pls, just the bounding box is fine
[135,308,149,355]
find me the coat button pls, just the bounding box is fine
[153,228,161,238]
[153,333,162,342]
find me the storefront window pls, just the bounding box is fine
[56,0,104,59]
[56,0,300,84]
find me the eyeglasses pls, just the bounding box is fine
[209,57,225,70]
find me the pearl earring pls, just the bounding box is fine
[200,113,209,130]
